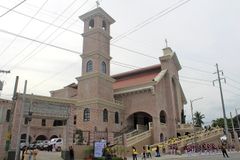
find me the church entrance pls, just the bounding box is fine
[127,112,152,130]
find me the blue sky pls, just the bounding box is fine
[0,0,240,125]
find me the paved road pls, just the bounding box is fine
[35,151,240,160]
[35,151,63,160]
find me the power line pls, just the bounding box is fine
[225,76,240,86]
[0,0,49,57]
[1,0,87,70]
[0,5,81,36]
[0,29,81,55]
[5,0,90,70]
[0,0,26,17]
[29,62,80,90]
[112,0,192,43]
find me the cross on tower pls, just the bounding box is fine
[165,39,168,48]
[96,1,100,8]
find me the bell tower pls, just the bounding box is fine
[77,7,115,101]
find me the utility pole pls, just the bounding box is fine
[213,63,228,135]
[230,112,240,151]
[15,80,27,160]
[235,108,240,131]
[26,94,33,147]
[4,76,19,160]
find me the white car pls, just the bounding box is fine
[50,138,63,151]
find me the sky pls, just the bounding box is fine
[0,0,240,125]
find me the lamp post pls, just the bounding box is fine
[190,97,203,148]
[235,108,240,134]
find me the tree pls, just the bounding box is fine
[211,117,236,129]
[193,111,205,127]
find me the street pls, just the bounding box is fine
[34,151,240,160]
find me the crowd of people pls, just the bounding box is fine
[183,142,233,156]
[21,147,38,160]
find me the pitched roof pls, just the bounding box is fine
[112,64,161,89]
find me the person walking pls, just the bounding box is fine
[132,146,138,160]
[146,146,152,158]
[221,143,229,158]
[155,145,160,157]
[32,148,38,160]
[142,146,146,160]
[69,146,74,160]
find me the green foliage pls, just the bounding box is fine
[112,157,124,160]
[193,111,205,127]
[75,129,84,145]
[84,146,93,158]
[211,117,238,128]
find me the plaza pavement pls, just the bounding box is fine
[35,151,240,160]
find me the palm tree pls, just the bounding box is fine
[193,111,205,127]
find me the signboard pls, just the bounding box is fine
[23,100,69,119]
[94,141,106,158]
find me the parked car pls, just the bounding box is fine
[49,138,63,151]
[20,139,26,150]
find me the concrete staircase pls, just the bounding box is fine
[114,123,152,146]
[151,127,224,152]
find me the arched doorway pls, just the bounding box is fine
[127,112,152,130]
[50,135,58,140]
[36,135,47,141]
[177,133,181,137]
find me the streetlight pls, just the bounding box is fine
[190,97,203,148]
[235,108,240,135]
[190,97,204,128]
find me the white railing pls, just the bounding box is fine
[126,130,152,147]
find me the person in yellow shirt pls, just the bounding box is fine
[132,146,138,160]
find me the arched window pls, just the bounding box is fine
[103,109,108,122]
[74,115,77,125]
[89,19,94,29]
[6,109,11,122]
[83,108,90,121]
[86,60,93,72]
[160,110,167,123]
[101,61,106,74]
[102,20,107,30]
[115,112,119,124]
[160,133,164,142]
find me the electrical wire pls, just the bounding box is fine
[112,0,192,43]
[0,29,81,55]
[0,5,81,36]
[0,0,49,57]
[0,0,26,17]
[4,0,89,70]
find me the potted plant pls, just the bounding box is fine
[84,146,93,160]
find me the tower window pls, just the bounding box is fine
[86,60,93,72]
[103,109,108,122]
[115,112,119,124]
[42,119,46,126]
[89,19,94,29]
[101,61,106,74]
[6,109,11,122]
[74,115,77,125]
[160,110,167,124]
[102,21,107,30]
[83,108,90,121]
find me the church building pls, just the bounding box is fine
[50,7,187,144]
[0,6,187,159]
